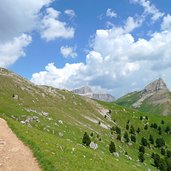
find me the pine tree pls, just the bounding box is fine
[151,152,155,159]
[115,126,121,135]
[161,148,166,155]
[130,125,135,134]
[153,123,158,129]
[126,124,129,130]
[158,126,161,131]
[144,124,148,130]
[158,130,162,135]
[124,131,129,143]
[156,138,165,148]
[149,134,154,144]
[167,150,171,158]
[109,141,116,153]
[165,126,170,134]
[139,145,145,154]
[82,132,91,146]
[90,132,94,137]
[136,127,141,133]
[138,152,145,162]
[130,135,136,143]
[161,120,165,124]
[141,137,148,146]
[117,134,121,141]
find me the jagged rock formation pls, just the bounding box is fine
[132,78,169,108]
[72,86,92,95]
[72,86,115,102]
[116,78,171,116]
[143,78,168,93]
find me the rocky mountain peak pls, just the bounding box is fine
[72,86,93,95]
[72,86,115,102]
[143,78,168,93]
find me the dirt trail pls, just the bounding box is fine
[0,118,41,171]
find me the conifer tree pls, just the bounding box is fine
[141,137,148,146]
[139,145,145,154]
[137,127,141,133]
[149,134,154,144]
[109,141,116,153]
[124,131,129,143]
[138,152,145,162]
[82,132,91,146]
[130,134,136,143]
[130,125,135,134]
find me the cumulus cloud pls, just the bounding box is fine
[40,8,75,41]
[131,0,164,22]
[0,0,55,68]
[64,9,76,18]
[31,63,84,89]
[106,8,117,18]
[60,46,77,58]
[0,0,53,42]
[0,34,32,68]
[31,14,171,97]
[161,14,171,30]
[124,16,143,32]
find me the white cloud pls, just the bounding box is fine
[124,16,143,32]
[31,15,171,97]
[31,63,84,89]
[106,8,117,18]
[0,0,54,68]
[0,0,53,42]
[131,0,164,22]
[0,34,32,68]
[161,14,171,30]
[40,8,75,41]
[64,9,76,18]
[60,46,77,58]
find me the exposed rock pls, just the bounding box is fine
[72,86,115,102]
[58,132,64,137]
[131,78,171,115]
[20,116,39,124]
[89,142,98,150]
[113,152,119,157]
[144,78,168,93]
[58,120,63,124]
[92,93,115,102]
[72,86,92,95]
[12,94,19,100]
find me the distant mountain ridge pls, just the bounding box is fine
[72,86,115,102]
[116,78,171,116]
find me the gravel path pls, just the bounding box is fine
[0,118,41,171]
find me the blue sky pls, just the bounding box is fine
[1,0,171,97]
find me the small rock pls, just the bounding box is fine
[58,120,63,124]
[58,132,64,137]
[113,152,119,157]
[89,142,98,150]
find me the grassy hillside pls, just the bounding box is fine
[0,68,171,171]
[116,91,141,107]
[116,90,171,116]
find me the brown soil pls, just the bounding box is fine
[0,118,41,171]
